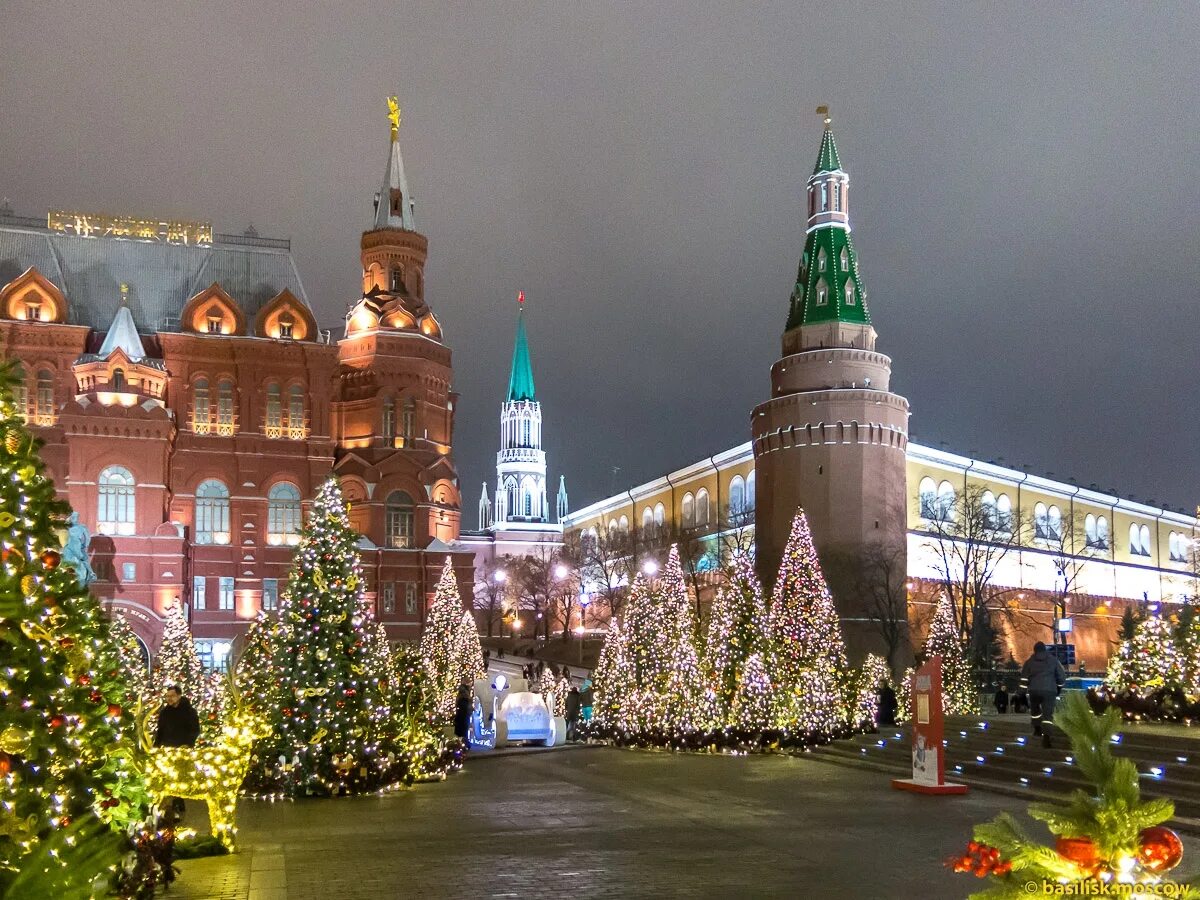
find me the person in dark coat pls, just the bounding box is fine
[453,679,473,741]
[565,687,582,742]
[579,678,594,722]
[876,682,898,727]
[155,685,200,748]
[1022,642,1066,747]
[993,683,1010,714]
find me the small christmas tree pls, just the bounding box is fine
[950,692,1189,896]
[768,509,850,733]
[851,653,892,730]
[419,559,482,722]
[108,612,152,708]
[705,554,770,722]
[253,477,387,795]
[1106,614,1184,699]
[926,594,978,715]
[593,616,634,731]
[658,546,711,732]
[152,600,224,736]
[0,362,149,881]
[731,653,773,731]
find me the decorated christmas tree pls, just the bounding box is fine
[0,363,150,883]
[926,594,978,715]
[768,508,850,733]
[731,652,774,731]
[1106,613,1184,699]
[658,546,711,732]
[419,559,483,722]
[152,600,224,736]
[236,612,282,717]
[592,616,634,732]
[108,612,152,708]
[851,653,893,730]
[252,477,387,795]
[705,554,770,722]
[950,692,1190,897]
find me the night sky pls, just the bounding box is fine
[3,3,1198,514]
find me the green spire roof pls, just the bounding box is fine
[813,126,841,174]
[786,227,870,329]
[506,295,536,402]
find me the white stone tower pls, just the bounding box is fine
[494,293,549,524]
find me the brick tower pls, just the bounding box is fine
[751,109,910,657]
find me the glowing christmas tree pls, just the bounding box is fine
[851,653,892,730]
[252,477,387,795]
[731,652,774,731]
[1105,614,1184,699]
[593,616,634,731]
[152,600,225,736]
[108,612,152,708]
[658,546,710,732]
[0,363,149,880]
[926,594,979,715]
[768,509,849,733]
[419,559,483,722]
[705,554,770,722]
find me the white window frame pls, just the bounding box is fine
[218,576,235,611]
[193,575,206,610]
[97,465,136,536]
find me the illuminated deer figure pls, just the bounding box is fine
[140,673,271,850]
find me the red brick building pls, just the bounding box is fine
[0,118,472,664]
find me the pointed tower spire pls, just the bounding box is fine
[373,95,416,231]
[97,283,148,361]
[556,475,569,523]
[478,482,492,530]
[785,108,869,331]
[507,292,536,402]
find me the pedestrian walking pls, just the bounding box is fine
[483,648,491,672]
[1021,642,1066,747]
[453,679,473,742]
[565,687,581,742]
[579,678,594,722]
[155,684,200,815]
[993,683,1009,714]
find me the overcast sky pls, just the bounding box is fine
[2,2,1198,514]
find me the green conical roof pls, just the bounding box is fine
[506,301,535,402]
[786,226,870,329]
[813,126,842,174]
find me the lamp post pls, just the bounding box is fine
[494,569,507,637]
[578,589,591,666]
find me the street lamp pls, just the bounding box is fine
[554,563,569,581]
[642,560,658,576]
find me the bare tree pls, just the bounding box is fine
[846,541,912,675]
[637,520,718,617]
[473,555,511,638]
[921,483,1026,667]
[511,542,564,642]
[566,527,635,623]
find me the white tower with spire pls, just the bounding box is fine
[494,292,548,524]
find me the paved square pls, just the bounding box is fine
[174,747,1042,899]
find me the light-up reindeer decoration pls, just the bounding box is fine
[139,669,271,850]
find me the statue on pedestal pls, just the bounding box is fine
[62,512,96,587]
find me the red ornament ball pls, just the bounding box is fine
[77,673,92,686]
[58,636,74,649]
[89,690,103,703]
[107,703,122,717]
[0,753,11,775]
[40,549,61,569]
[1055,836,1101,871]
[48,715,65,728]
[1138,826,1184,873]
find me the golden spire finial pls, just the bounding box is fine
[816,105,831,130]
[119,283,129,304]
[387,96,401,142]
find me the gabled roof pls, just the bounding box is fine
[506,302,536,402]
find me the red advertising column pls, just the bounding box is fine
[892,655,968,795]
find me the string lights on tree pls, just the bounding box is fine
[419,559,484,723]
[926,594,978,715]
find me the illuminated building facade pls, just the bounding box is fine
[0,108,473,663]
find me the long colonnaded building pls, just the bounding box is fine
[562,114,1198,667]
[0,103,475,664]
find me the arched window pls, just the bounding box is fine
[267,482,302,545]
[654,502,666,526]
[919,477,937,519]
[1129,522,1142,555]
[642,507,654,530]
[195,480,230,545]
[608,519,619,534]
[390,266,404,292]
[287,385,305,438]
[818,249,827,272]
[681,492,695,529]
[996,494,1013,533]
[522,417,531,447]
[1140,525,1151,557]
[385,491,415,549]
[1096,516,1110,549]
[503,477,517,519]
[619,515,629,532]
[729,475,746,518]
[111,368,126,392]
[1034,503,1049,539]
[695,488,710,527]
[97,465,135,535]
[401,397,415,441]
[936,481,955,521]
[1047,505,1062,541]
[35,368,53,423]
[816,280,828,306]
[845,281,856,306]
[745,470,756,512]
[840,247,848,269]
[381,397,395,440]
[981,491,997,530]
[1085,514,1097,546]
[265,383,282,436]
[216,379,235,434]
[192,378,210,433]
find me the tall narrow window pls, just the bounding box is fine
[996,494,1013,533]
[729,475,746,519]
[818,249,827,272]
[193,378,210,433]
[382,397,395,440]
[267,482,302,545]
[195,480,230,545]
[936,481,956,521]
[820,183,828,211]
[816,281,828,306]
[522,418,531,447]
[381,582,396,614]
[401,397,415,442]
[390,267,404,292]
[1096,516,1110,549]
[262,578,278,611]
[111,368,126,392]
[218,576,234,611]
[385,491,415,548]
[695,488,710,527]
[192,575,206,610]
[265,383,282,437]
[681,492,695,529]
[981,491,997,530]
[745,470,755,512]
[845,281,856,306]
[1034,503,1049,539]
[405,582,418,614]
[35,369,53,423]
[97,466,136,535]
[13,364,27,420]
[216,379,235,435]
[287,385,305,438]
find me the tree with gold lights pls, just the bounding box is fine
[731,652,773,731]
[705,554,770,723]
[850,653,893,730]
[768,509,851,733]
[950,692,1191,897]
[926,593,979,715]
[152,601,226,736]
[108,612,152,709]
[251,477,388,795]
[419,559,483,723]
[0,362,152,888]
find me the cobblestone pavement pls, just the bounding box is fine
[172,746,1051,899]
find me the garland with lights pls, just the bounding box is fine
[0,361,163,895]
[926,594,979,715]
[768,509,851,732]
[948,692,1192,897]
